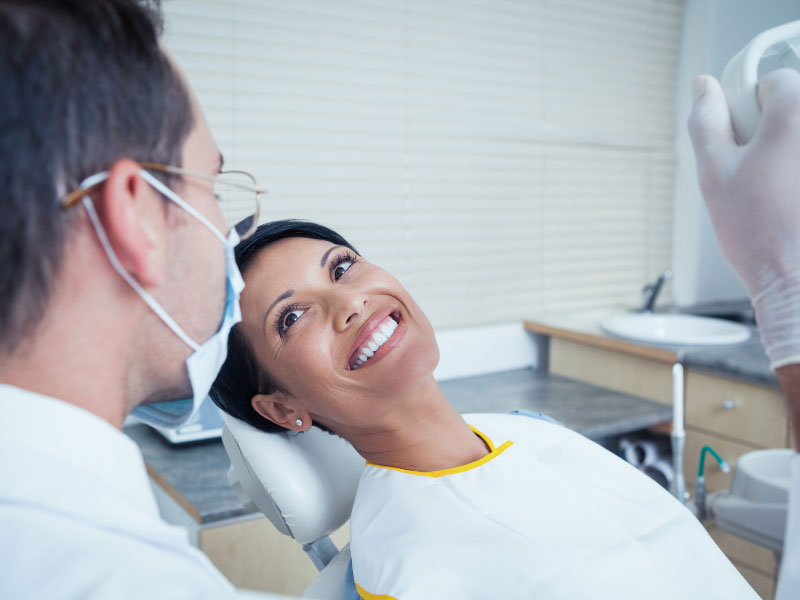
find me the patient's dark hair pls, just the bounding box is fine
[210,219,359,433]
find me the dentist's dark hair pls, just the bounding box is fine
[210,219,359,433]
[0,0,193,356]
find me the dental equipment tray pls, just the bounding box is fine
[149,396,225,444]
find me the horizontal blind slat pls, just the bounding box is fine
[163,0,681,328]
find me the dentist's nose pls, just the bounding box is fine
[333,292,368,331]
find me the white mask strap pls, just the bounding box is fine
[82,196,201,352]
[139,170,227,245]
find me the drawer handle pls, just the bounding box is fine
[722,399,736,411]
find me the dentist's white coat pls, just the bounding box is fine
[0,385,285,600]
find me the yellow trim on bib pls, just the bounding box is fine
[471,425,495,452]
[365,425,512,478]
[355,582,398,600]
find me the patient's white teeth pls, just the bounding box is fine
[352,313,401,370]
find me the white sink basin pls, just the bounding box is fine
[732,449,793,503]
[601,313,751,346]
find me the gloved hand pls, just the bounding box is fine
[688,68,800,369]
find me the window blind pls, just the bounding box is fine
[163,0,683,328]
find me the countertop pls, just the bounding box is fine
[524,308,777,388]
[681,335,775,387]
[126,367,672,525]
[440,368,672,440]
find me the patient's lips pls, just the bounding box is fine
[352,316,396,369]
[348,309,405,371]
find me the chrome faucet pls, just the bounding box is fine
[641,270,673,313]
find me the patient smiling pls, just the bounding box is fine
[211,220,757,600]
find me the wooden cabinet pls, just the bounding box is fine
[147,469,350,597]
[685,370,788,448]
[548,337,675,405]
[199,517,350,596]
[684,370,789,600]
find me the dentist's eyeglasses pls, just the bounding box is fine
[62,161,266,240]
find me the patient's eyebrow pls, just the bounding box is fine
[263,289,295,332]
[320,245,342,267]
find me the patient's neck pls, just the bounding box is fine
[343,378,491,473]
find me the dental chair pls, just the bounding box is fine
[221,414,365,599]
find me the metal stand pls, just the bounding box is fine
[303,536,339,571]
[671,363,688,503]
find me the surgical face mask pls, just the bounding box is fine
[79,169,244,428]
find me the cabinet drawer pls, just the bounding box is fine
[685,370,787,448]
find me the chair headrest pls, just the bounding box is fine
[221,413,365,545]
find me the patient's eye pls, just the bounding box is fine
[276,304,305,336]
[331,251,359,282]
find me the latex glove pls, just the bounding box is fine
[688,69,800,369]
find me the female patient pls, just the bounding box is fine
[211,219,756,600]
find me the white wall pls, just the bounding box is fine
[672,0,800,307]
[433,322,541,382]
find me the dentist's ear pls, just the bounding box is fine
[251,392,311,431]
[92,158,165,288]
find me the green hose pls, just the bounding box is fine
[698,445,729,477]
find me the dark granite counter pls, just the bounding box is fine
[440,368,672,440]
[125,367,672,525]
[680,329,777,388]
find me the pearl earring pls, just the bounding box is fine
[295,419,303,427]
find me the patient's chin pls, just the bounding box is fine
[384,334,439,392]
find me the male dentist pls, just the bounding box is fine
[689,69,800,600]
[0,1,283,597]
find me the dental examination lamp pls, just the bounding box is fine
[222,414,365,599]
[722,19,800,144]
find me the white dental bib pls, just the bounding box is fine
[350,413,757,600]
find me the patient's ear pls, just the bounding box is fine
[251,392,311,432]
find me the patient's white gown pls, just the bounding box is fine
[349,412,758,600]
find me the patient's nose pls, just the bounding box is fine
[333,293,368,331]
